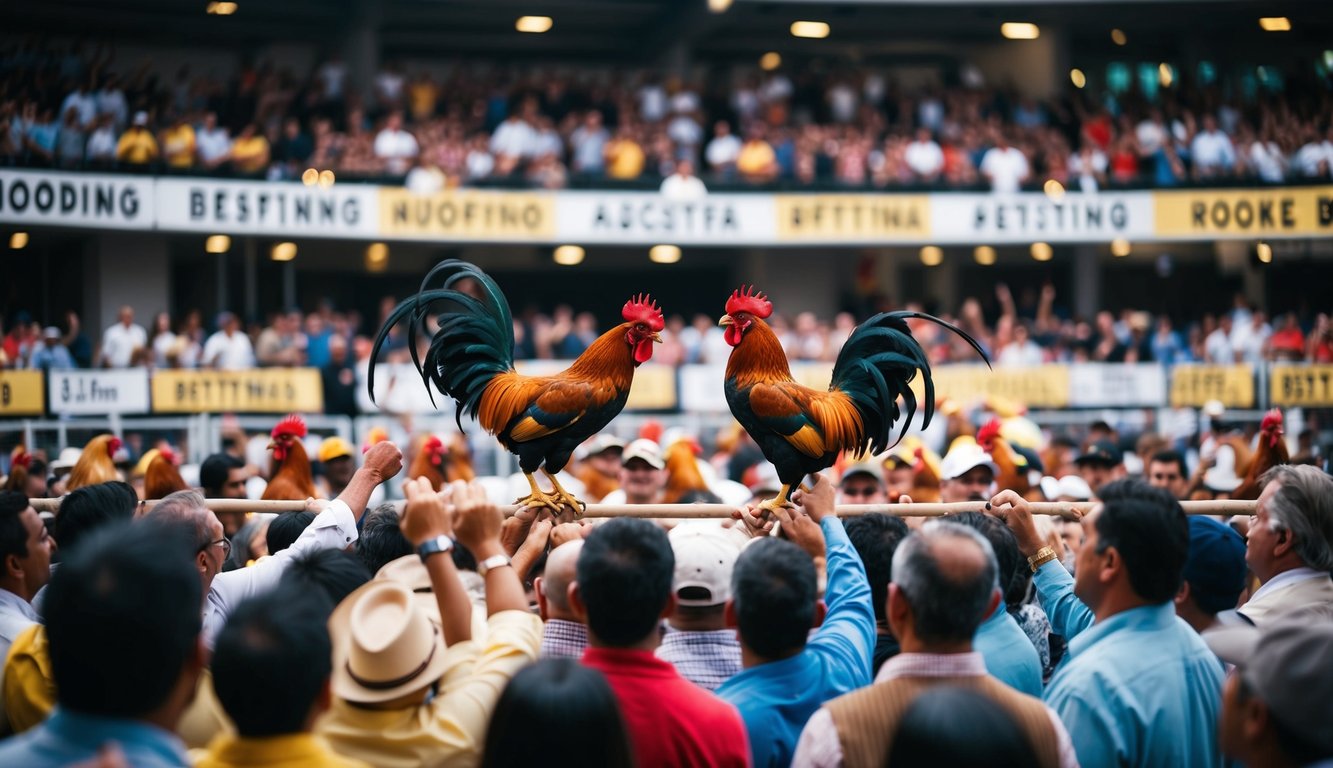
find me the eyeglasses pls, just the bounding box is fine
[199,537,233,561]
[841,486,882,498]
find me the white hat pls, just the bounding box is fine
[940,444,999,481]
[328,580,452,704]
[50,447,83,474]
[576,434,626,461]
[621,439,664,470]
[132,110,148,126]
[747,462,782,494]
[1039,475,1093,501]
[668,524,739,607]
[1204,445,1242,493]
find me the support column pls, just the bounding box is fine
[93,233,170,332]
[346,0,382,105]
[216,251,228,319]
[244,238,258,321]
[923,251,958,313]
[283,261,297,310]
[1073,244,1099,319]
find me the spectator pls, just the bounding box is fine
[229,123,270,175]
[353,503,412,576]
[59,81,97,129]
[272,116,313,177]
[0,492,52,726]
[904,127,944,183]
[278,548,370,606]
[373,111,419,175]
[1074,440,1124,496]
[793,521,1076,767]
[569,110,609,176]
[660,158,707,201]
[1175,516,1247,634]
[84,113,118,166]
[201,312,256,370]
[656,524,742,691]
[705,120,742,178]
[938,444,997,503]
[1205,314,1236,363]
[1237,466,1333,624]
[160,114,196,170]
[317,437,357,499]
[199,453,248,535]
[265,510,316,555]
[844,513,910,673]
[536,539,589,659]
[992,481,1225,768]
[599,439,666,505]
[737,124,778,183]
[97,305,146,369]
[52,481,137,555]
[887,687,1040,768]
[573,517,749,768]
[54,107,85,168]
[29,327,74,371]
[998,324,1044,366]
[116,111,159,166]
[1146,449,1190,499]
[195,112,232,170]
[95,74,128,130]
[837,460,887,505]
[1191,114,1237,179]
[980,131,1030,193]
[604,123,645,180]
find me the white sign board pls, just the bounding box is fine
[0,170,155,229]
[47,369,151,415]
[931,191,1155,244]
[155,178,380,237]
[556,192,776,244]
[1067,364,1167,407]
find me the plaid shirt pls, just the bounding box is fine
[655,627,742,691]
[540,619,588,659]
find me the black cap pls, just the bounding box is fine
[1074,439,1123,467]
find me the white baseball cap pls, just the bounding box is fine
[621,439,664,470]
[668,524,740,607]
[940,444,999,481]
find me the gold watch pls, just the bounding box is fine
[1027,546,1058,573]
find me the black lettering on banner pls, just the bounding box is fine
[190,190,205,219]
[1,382,8,406]
[9,180,29,211]
[34,182,53,211]
[343,198,359,225]
[1319,197,1333,227]
[60,183,77,212]
[1281,199,1294,228]
[237,192,249,222]
[95,185,112,216]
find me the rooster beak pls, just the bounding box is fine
[267,441,276,450]
[651,332,663,343]
[719,315,734,327]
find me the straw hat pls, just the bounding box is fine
[329,581,451,704]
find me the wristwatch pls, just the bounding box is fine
[417,535,455,562]
[1027,546,1059,573]
[477,554,512,577]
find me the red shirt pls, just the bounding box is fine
[583,647,751,768]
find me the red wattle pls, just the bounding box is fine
[724,324,742,346]
[634,339,654,364]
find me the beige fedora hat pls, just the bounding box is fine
[374,554,490,644]
[329,580,452,704]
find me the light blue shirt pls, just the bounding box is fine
[1035,561,1224,768]
[716,517,876,768]
[974,603,1043,696]
[0,708,189,767]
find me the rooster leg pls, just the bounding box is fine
[755,484,797,512]
[514,472,561,512]
[542,469,588,515]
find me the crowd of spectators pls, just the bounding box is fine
[3,40,1333,191]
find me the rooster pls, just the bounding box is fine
[1233,409,1289,500]
[408,435,450,491]
[663,437,711,504]
[67,434,123,491]
[720,286,987,510]
[3,447,32,493]
[444,432,475,483]
[145,447,189,500]
[976,419,1034,497]
[370,259,664,512]
[262,414,318,500]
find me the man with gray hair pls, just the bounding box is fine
[792,521,1077,768]
[1239,465,1333,624]
[145,441,401,648]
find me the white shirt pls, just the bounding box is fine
[96,89,128,129]
[60,91,98,128]
[101,322,147,368]
[638,84,668,123]
[196,127,232,164]
[86,127,118,159]
[980,146,1030,194]
[999,340,1044,367]
[374,128,419,173]
[201,330,255,370]
[203,499,359,648]
[660,173,707,201]
[1293,142,1329,177]
[465,149,495,179]
[0,587,41,731]
[1204,328,1234,364]
[1191,130,1236,171]
[666,115,703,148]
[1248,141,1286,183]
[904,140,944,177]
[318,62,347,98]
[1136,121,1167,155]
[1248,567,1327,606]
[705,134,742,168]
[490,118,536,158]
[152,332,179,368]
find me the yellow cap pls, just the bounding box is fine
[319,437,354,463]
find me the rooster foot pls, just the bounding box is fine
[755,484,798,513]
[542,470,589,517]
[514,489,563,513]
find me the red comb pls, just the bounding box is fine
[726,285,773,319]
[1261,408,1284,446]
[977,419,1001,445]
[158,447,179,466]
[108,437,123,456]
[12,451,31,470]
[271,414,308,439]
[622,294,665,332]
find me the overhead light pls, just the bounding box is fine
[206,1,237,15]
[1111,239,1131,258]
[318,169,336,188]
[271,242,297,262]
[301,168,318,186]
[1031,242,1053,262]
[1070,69,1086,89]
[790,21,830,39]
[1000,23,1039,40]
[1158,63,1174,88]
[1256,242,1273,263]
[1110,28,1127,46]
[9,232,29,250]
[365,242,389,272]
[1258,17,1291,32]
[1043,179,1066,202]
[707,0,733,12]
[974,246,996,266]
[760,52,782,71]
[553,245,585,266]
[205,235,231,254]
[516,15,552,33]
[649,244,682,264]
[919,246,943,267]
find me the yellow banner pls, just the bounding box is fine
[1169,365,1255,408]
[1155,187,1333,237]
[626,365,678,410]
[152,368,323,413]
[1270,365,1333,407]
[0,371,44,415]
[776,195,930,240]
[379,189,555,239]
[909,365,1070,409]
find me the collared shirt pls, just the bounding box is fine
[716,516,876,768]
[201,331,255,370]
[204,500,358,649]
[540,618,589,659]
[0,707,190,767]
[1239,566,1333,624]
[792,652,1078,768]
[974,603,1044,696]
[0,588,40,734]
[1036,561,1224,768]
[656,627,742,691]
[1248,566,1326,605]
[101,322,146,368]
[583,646,750,768]
[317,610,541,768]
[195,732,370,768]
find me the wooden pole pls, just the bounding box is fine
[29,496,1256,520]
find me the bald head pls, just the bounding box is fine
[538,540,584,620]
[890,522,999,646]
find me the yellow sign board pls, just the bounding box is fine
[0,371,44,415]
[379,189,555,240]
[1169,365,1255,408]
[626,365,678,410]
[1270,365,1333,407]
[1155,187,1333,238]
[152,368,323,413]
[910,365,1070,409]
[776,195,930,240]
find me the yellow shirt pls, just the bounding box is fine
[605,139,645,179]
[409,82,438,121]
[2,623,53,734]
[179,668,233,749]
[196,733,370,768]
[737,140,777,178]
[116,129,160,164]
[162,124,197,168]
[316,610,541,768]
[231,135,270,173]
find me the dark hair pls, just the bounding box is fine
[0,491,31,561]
[951,512,1021,605]
[887,686,1038,768]
[1235,674,1329,765]
[1094,479,1189,603]
[45,520,202,718]
[280,548,370,608]
[481,658,633,768]
[212,584,333,737]
[54,482,137,554]
[576,518,674,647]
[199,453,244,494]
[266,511,316,554]
[845,514,910,625]
[1150,450,1188,479]
[356,503,412,575]
[891,523,998,645]
[732,537,817,658]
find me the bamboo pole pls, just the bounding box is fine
[29,496,1256,520]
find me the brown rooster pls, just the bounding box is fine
[663,437,710,504]
[408,435,449,491]
[1233,409,1289,500]
[145,447,189,500]
[67,434,123,491]
[977,419,1033,497]
[262,414,318,500]
[3,447,32,493]
[910,444,943,503]
[444,432,475,483]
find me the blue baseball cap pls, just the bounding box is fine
[1182,516,1247,614]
